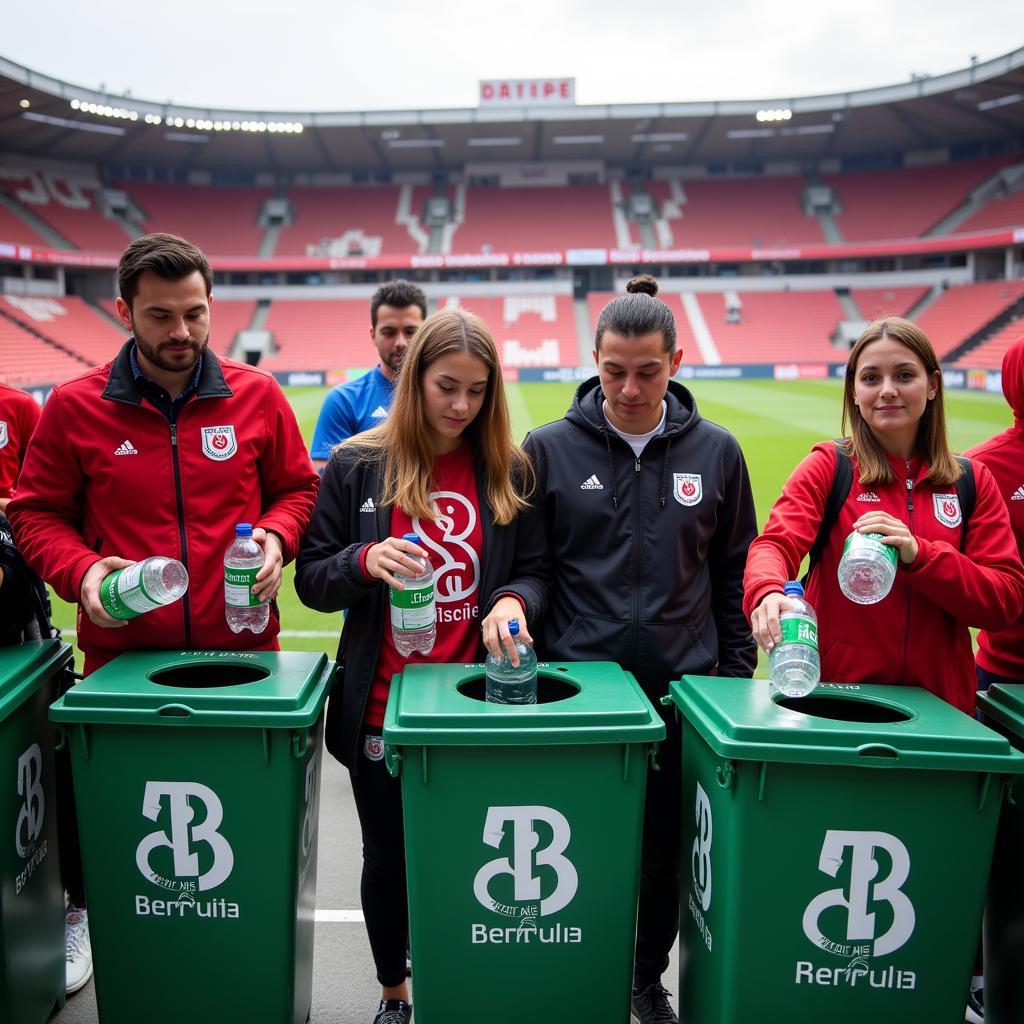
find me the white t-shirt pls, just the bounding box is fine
[602,400,667,457]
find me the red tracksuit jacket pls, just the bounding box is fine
[8,341,318,671]
[965,336,1024,680]
[0,381,41,501]
[743,442,1024,713]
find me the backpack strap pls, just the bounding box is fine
[954,455,976,547]
[802,440,853,586]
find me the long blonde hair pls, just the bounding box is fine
[344,308,534,525]
[841,316,961,487]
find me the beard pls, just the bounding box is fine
[133,322,209,375]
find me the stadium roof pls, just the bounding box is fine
[1,49,1022,175]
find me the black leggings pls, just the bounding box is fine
[349,729,408,988]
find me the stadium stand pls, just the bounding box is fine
[30,187,133,252]
[645,177,825,248]
[261,299,371,370]
[0,310,88,385]
[914,280,1024,359]
[823,158,1012,241]
[274,186,431,258]
[954,319,1024,369]
[0,295,123,368]
[697,290,846,364]
[850,286,930,320]
[957,188,1024,233]
[0,202,53,246]
[124,182,272,256]
[442,295,577,369]
[97,297,253,357]
[452,186,617,252]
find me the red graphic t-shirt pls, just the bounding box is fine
[366,442,484,727]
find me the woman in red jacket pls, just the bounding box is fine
[744,316,1024,714]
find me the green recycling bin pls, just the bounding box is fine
[669,676,1024,1024]
[49,650,333,1024]
[977,683,1024,1024]
[383,661,664,1024]
[0,639,72,1024]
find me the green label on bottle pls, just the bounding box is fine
[779,615,818,651]
[224,565,261,607]
[100,563,159,620]
[842,531,899,568]
[390,581,434,631]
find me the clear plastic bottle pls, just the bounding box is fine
[100,557,188,620]
[769,580,820,698]
[390,532,435,657]
[224,523,270,634]
[837,530,898,605]
[485,619,538,705]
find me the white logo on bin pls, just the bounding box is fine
[16,743,45,856]
[136,781,234,893]
[301,759,317,859]
[474,805,578,916]
[803,830,915,957]
[691,782,713,912]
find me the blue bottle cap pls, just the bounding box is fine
[403,532,421,544]
[235,523,253,537]
[783,580,804,597]
[508,619,520,636]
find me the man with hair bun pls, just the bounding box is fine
[502,274,757,1024]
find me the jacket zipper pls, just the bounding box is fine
[629,457,641,664]
[899,461,913,685]
[169,420,192,648]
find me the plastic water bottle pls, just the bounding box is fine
[838,530,898,604]
[769,580,820,698]
[390,533,435,656]
[100,557,188,620]
[485,619,538,704]
[224,523,270,634]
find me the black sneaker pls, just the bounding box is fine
[966,987,984,1024]
[372,999,412,1024]
[631,981,678,1024]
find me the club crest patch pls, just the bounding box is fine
[673,473,702,507]
[933,493,962,528]
[363,735,384,762]
[201,425,237,461]
[0,421,7,449]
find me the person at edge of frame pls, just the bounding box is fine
[294,307,547,1024]
[7,232,319,1000]
[497,273,759,1024]
[309,279,428,471]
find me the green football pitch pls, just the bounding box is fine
[47,379,1013,667]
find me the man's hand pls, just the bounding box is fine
[482,596,532,667]
[251,528,284,602]
[80,556,136,628]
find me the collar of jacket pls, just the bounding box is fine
[566,375,700,441]
[101,338,234,406]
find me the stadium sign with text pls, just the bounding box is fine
[479,79,575,107]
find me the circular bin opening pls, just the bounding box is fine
[776,695,911,724]
[458,674,579,704]
[148,664,271,689]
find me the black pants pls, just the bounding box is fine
[633,698,683,989]
[349,729,408,988]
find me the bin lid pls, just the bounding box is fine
[0,639,72,725]
[978,684,1024,740]
[669,676,1024,773]
[383,662,665,747]
[50,650,333,729]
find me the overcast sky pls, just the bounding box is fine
[4,0,1022,112]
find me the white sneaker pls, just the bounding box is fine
[65,908,93,994]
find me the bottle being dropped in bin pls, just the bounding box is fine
[485,619,538,704]
[769,580,819,698]
[838,530,898,604]
[100,556,188,620]
[224,523,270,633]
[391,533,435,656]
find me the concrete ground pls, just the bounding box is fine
[49,748,681,1024]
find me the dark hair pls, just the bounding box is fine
[117,233,213,307]
[370,279,428,327]
[595,274,677,353]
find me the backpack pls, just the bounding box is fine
[802,440,976,585]
[0,513,57,645]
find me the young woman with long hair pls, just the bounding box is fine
[295,308,546,1024]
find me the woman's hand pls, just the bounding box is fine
[481,596,532,667]
[749,592,795,652]
[365,536,430,589]
[852,511,919,564]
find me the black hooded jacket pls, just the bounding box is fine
[509,377,757,687]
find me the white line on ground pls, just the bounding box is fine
[315,909,365,923]
[59,629,338,640]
